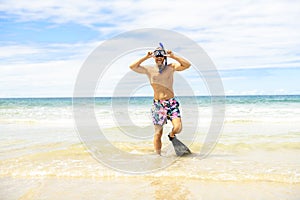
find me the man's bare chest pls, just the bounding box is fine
[148,67,174,84]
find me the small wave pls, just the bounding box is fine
[189,141,300,153]
[0,143,299,184]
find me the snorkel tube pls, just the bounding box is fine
[159,42,167,67]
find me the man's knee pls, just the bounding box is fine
[154,129,162,139]
[154,125,163,134]
[173,124,182,134]
[154,133,162,143]
[154,132,161,137]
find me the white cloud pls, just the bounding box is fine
[0,41,102,66]
[2,0,299,70]
[0,0,300,97]
[0,45,41,58]
[0,59,82,97]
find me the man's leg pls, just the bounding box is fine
[154,125,163,155]
[169,118,182,138]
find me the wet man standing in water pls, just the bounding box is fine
[129,46,191,154]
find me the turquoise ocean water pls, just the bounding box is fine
[0,95,300,199]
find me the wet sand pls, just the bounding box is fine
[1,177,299,200]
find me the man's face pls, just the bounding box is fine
[154,56,164,65]
[153,49,165,65]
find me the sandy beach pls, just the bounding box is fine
[1,96,300,199]
[1,177,298,200]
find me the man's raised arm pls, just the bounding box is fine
[167,50,191,71]
[129,51,153,74]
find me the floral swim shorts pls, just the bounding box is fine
[151,97,181,126]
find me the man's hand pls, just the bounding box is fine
[166,50,175,58]
[146,51,153,58]
[166,50,191,71]
[129,51,153,73]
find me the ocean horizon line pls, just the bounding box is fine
[0,94,300,99]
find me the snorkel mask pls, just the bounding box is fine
[153,49,166,57]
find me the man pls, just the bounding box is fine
[129,46,191,155]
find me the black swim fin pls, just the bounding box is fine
[168,135,191,156]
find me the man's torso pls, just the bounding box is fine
[145,65,174,100]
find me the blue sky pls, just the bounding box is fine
[0,0,299,97]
